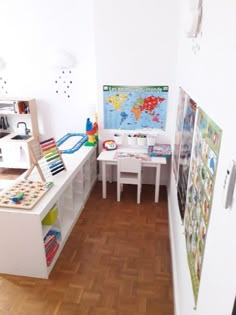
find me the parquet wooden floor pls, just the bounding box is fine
[0,182,174,315]
[0,168,26,180]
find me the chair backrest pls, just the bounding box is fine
[117,157,142,175]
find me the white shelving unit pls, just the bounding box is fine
[0,99,39,137]
[0,99,40,169]
[0,145,97,278]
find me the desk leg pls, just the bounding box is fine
[102,161,107,199]
[155,164,161,203]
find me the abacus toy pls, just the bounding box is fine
[24,138,66,181]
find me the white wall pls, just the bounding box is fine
[1,1,235,313]
[93,0,180,143]
[168,0,236,314]
[93,0,180,184]
[0,0,97,140]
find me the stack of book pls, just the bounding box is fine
[148,144,172,158]
[44,230,61,266]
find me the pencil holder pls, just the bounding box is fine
[113,134,123,145]
[137,135,147,146]
[127,135,137,145]
[147,135,156,146]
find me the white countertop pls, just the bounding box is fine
[0,132,34,143]
[0,145,96,218]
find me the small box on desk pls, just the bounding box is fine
[148,144,172,158]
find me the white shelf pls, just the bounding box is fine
[0,145,97,278]
[0,99,40,169]
[42,225,52,238]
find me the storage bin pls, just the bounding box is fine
[137,136,147,146]
[113,134,123,145]
[147,135,156,146]
[42,206,58,225]
[127,136,137,145]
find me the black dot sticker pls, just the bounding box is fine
[54,70,72,98]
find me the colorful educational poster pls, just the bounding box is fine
[184,107,222,306]
[177,95,197,220]
[103,85,169,130]
[173,87,186,183]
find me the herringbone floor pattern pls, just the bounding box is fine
[0,182,174,315]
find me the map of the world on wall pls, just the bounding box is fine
[103,85,169,130]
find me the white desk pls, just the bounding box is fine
[97,148,166,203]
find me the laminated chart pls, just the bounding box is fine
[184,107,222,306]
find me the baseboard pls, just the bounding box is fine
[167,184,181,315]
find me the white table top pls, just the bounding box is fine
[97,147,167,165]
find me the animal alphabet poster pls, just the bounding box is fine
[184,107,222,306]
[103,85,168,130]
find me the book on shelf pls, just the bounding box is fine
[47,229,61,240]
[45,238,57,254]
[46,241,59,266]
[44,234,56,249]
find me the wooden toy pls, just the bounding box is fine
[24,138,66,181]
[11,192,24,203]
[0,180,53,210]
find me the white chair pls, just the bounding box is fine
[117,157,142,204]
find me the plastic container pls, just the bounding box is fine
[147,135,156,146]
[42,205,58,225]
[113,134,123,145]
[137,136,147,146]
[127,136,137,145]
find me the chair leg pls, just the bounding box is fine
[137,184,141,204]
[117,182,121,202]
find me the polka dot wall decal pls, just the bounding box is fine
[54,69,73,98]
[0,77,8,96]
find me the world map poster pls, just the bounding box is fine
[103,85,169,130]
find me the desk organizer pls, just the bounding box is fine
[113,134,123,145]
[148,144,172,158]
[127,135,137,145]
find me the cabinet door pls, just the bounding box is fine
[1,142,30,168]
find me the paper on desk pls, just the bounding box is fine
[114,151,151,161]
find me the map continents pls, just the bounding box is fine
[103,85,169,130]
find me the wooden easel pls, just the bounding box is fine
[24,145,46,181]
